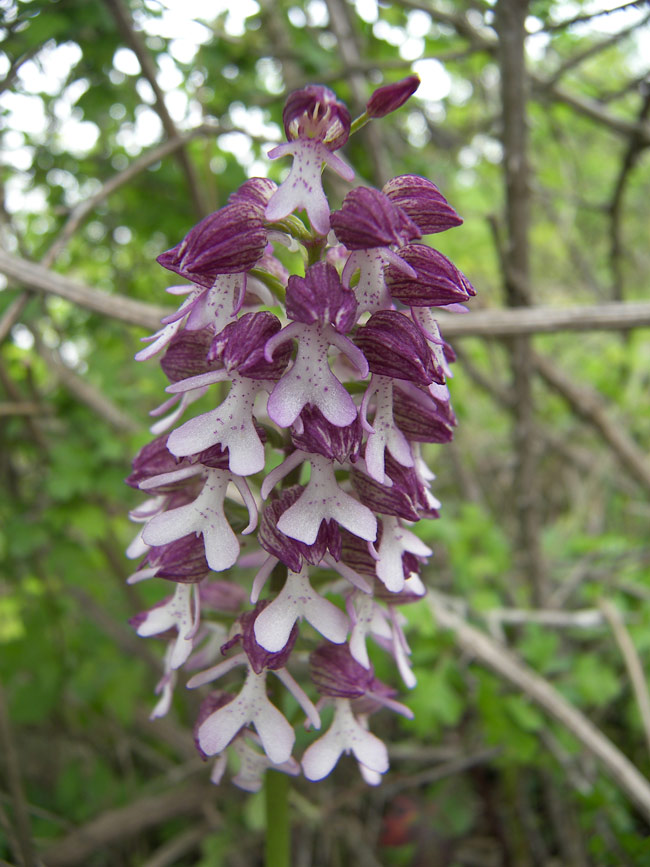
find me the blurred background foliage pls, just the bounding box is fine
[1,0,650,864]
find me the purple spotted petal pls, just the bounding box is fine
[383,175,463,235]
[258,486,340,572]
[330,187,419,251]
[194,692,236,759]
[386,244,474,307]
[353,311,440,385]
[366,75,420,119]
[157,203,267,287]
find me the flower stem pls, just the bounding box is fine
[264,769,291,867]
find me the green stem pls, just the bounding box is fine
[350,111,371,135]
[264,769,291,867]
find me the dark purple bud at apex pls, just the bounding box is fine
[354,310,441,385]
[157,203,267,287]
[383,175,462,235]
[286,262,358,332]
[386,244,474,308]
[331,187,419,250]
[209,312,291,380]
[283,85,351,150]
[366,75,420,119]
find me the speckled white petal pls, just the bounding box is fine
[254,568,348,652]
[302,698,388,781]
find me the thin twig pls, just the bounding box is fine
[0,681,37,867]
[103,0,207,217]
[607,81,650,301]
[533,351,650,494]
[495,0,545,604]
[437,301,650,337]
[599,598,650,759]
[33,335,140,433]
[44,129,214,266]
[428,591,650,823]
[0,249,168,330]
[42,783,213,867]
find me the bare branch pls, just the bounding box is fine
[545,1,646,33]
[428,591,650,823]
[0,45,41,96]
[437,300,650,337]
[0,401,51,417]
[0,249,169,330]
[495,0,545,604]
[533,351,650,494]
[544,13,650,89]
[0,292,31,344]
[44,129,214,266]
[42,784,214,867]
[33,336,140,434]
[608,81,650,300]
[599,599,650,759]
[535,80,650,144]
[103,0,207,217]
[0,680,37,867]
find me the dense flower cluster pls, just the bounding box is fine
[126,79,475,791]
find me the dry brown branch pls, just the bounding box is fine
[536,80,650,144]
[33,336,140,433]
[608,82,650,300]
[44,129,214,266]
[599,599,650,758]
[545,13,650,89]
[103,0,207,217]
[0,402,50,417]
[484,607,606,642]
[141,823,213,867]
[0,681,37,867]
[0,249,168,330]
[428,591,650,823]
[0,292,30,344]
[0,45,41,97]
[533,351,650,493]
[545,1,645,33]
[495,0,545,604]
[41,783,213,866]
[437,301,650,337]
[325,0,392,185]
